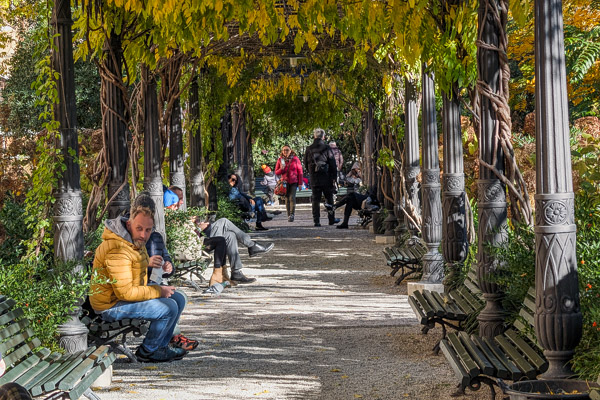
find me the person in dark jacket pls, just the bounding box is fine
[228,173,270,231]
[326,187,379,229]
[303,128,339,226]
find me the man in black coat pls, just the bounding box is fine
[304,128,339,226]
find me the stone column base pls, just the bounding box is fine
[407,281,445,297]
[93,365,112,388]
[375,235,396,244]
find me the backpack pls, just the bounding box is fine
[312,149,330,174]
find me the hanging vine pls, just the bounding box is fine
[476,0,532,226]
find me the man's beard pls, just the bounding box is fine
[133,239,147,248]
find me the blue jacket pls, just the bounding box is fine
[145,231,174,278]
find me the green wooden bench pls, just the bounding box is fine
[408,266,485,353]
[383,237,428,284]
[0,296,115,399]
[439,287,546,399]
[169,258,211,291]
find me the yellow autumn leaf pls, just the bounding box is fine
[331,368,341,372]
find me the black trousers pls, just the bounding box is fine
[203,236,227,269]
[311,185,335,223]
[336,192,368,222]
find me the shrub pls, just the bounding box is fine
[164,207,207,260]
[0,197,31,264]
[0,257,98,351]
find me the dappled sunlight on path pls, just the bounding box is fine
[96,205,467,400]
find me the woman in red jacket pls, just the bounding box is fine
[275,144,304,222]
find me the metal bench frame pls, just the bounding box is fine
[0,296,115,399]
[439,287,546,399]
[408,267,485,353]
[383,237,428,284]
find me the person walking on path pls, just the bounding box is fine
[304,128,339,227]
[329,141,344,184]
[90,195,189,363]
[275,144,304,222]
[194,217,274,284]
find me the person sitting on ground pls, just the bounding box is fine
[326,188,380,229]
[90,194,190,363]
[193,216,274,284]
[275,144,304,222]
[260,164,278,205]
[228,173,270,231]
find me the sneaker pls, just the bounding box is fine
[314,222,321,227]
[170,334,199,351]
[324,203,334,213]
[288,214,294,222]
[329,218,341,225]
[248,241,275,257]
[135,346,187,363]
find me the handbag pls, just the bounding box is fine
[274,179,287,196]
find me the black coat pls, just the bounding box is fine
[304,138,337,188]
[146,231,175,278]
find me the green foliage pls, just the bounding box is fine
[572,186,600,379]
[572,130,600,195]
[215,184,248,232]
[0,197,32,264]
[164,207,207,259]
[0,258,98,351]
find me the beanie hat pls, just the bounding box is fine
[163,189,179,208]
[261,164,272,174]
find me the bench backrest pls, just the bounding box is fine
[0,297,47,384]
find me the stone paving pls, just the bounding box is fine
[94,204,483,400]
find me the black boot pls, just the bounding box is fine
[337,218,349,229]
[255,222,268,231]
[248,242,274,257]
[230,271,257,284]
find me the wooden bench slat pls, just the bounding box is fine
[470,335,511,379]
[450,288,476,315]
[16,352,62,389]
[504,329,547,372]
[29,353,82,397]
[59,346,109,390]
[412,291,435,318]
[422,290,446,317]
[3,338,42,367]
[68,351,116,400]
[439,339,472,389]
[458,331,494,376]
[459,286,484,311]
[0,328,37,357]
[0,308,26,331]
[41,349,94,393]
[0,298,16,314]
[0,352,44,385]
[495,334,536,379]
[512,318,540,349]
[407,296,428,325]
[430,291,465,320]
[0,319,29,344]
[482,337,523,381]
[447,333,480,378]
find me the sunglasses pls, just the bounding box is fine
[229,177,237,182]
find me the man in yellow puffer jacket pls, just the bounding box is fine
[90,196,188,363]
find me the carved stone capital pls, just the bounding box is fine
[170,172,186,187]
[422,169,440,186]
[442,173,465,194]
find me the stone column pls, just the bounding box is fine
[142,67,165,239]
[534,0,582,378]
[189,74,205,208]
[441,87,469,286]
[404,78,421,237]
[51,0,87,353]
[169,91,186,211]
[476,0,509,339]
[103,33,130,218]
[420,69,444,284]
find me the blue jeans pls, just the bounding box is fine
[252,197,267,222]
[99,291,186,353]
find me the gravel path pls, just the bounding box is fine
[94,204,487,400]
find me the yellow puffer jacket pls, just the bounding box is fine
[90,218,161,312]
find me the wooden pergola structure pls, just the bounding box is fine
[51,0,582,381]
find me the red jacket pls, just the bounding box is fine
[275,155,303,185]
